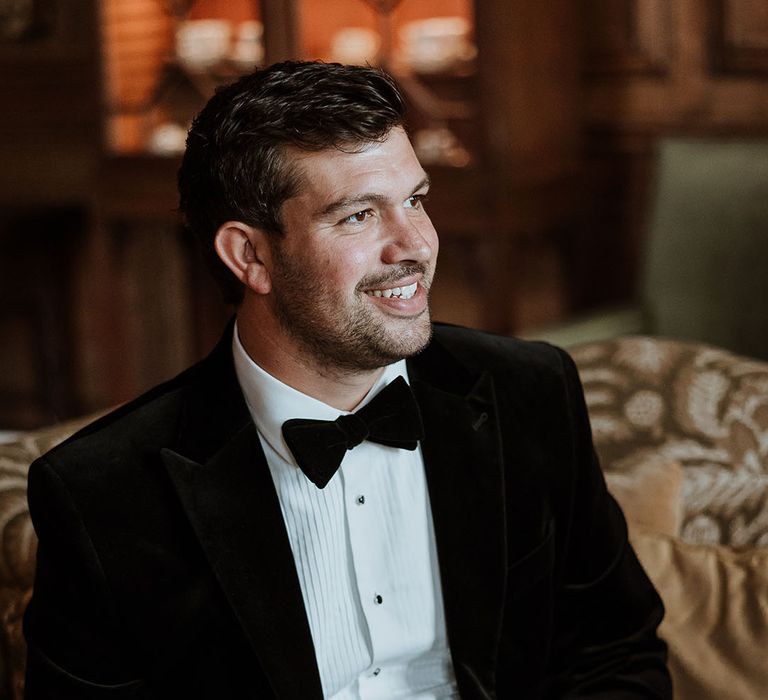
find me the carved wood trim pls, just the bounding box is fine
[710,0,768,75]
[585,0,672,77]
[261,0,299,63]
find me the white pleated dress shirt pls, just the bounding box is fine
[232,327,459,699]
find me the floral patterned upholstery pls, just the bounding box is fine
[0,417,96,700]
[572,336,768,548]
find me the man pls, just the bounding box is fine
[24,61,671,699]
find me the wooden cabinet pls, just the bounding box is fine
[581,0,768,305]
[0,1,102,427]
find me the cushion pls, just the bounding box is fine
[573,337,768,547]
[604,455,768,699]
[604,457,683,537]
[632,531,768,700]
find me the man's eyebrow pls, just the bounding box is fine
[316,193,388,220]
[315,175,431,220]
[412,175,431,195]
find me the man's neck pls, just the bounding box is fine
[235,312,384,412]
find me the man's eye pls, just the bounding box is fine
[343,210,372,224]
[405,194,426,209]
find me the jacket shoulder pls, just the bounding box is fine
[430,322,569,378]
[38,361,205,478]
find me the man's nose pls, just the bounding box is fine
[381,215,436,265]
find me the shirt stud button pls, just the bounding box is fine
[374,593,383,605]
[373,668,381,676]
[356,495,365,505]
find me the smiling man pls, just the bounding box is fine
[24,62,671,699]
[219,125,437,398]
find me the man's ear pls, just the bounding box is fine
[214,221,273,295]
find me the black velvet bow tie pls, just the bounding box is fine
[281,376,424,489]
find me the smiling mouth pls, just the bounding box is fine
[364,281,418,300]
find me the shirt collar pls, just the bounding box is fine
[232,321,410,465]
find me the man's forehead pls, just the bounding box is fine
[284,127,413,170]
[282,129,427,205]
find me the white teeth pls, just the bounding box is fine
[365,281,419,299]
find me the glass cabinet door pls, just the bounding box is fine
[100,0,476,167]
[100,0,263,154]
[296,0,476,168]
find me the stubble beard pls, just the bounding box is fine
[269,248,434,374]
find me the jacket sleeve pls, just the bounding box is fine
[24,456,149,699]
[545,348,672,699]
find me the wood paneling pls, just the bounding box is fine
[581,0,768,308]
[711,0,768,74]
[586,0,768,130]
[585,0,673,75]
[0,0,101,204]
[0,3,104,426]
[188,0,261,22]
[476,0,581,175]
[261,0,300,62]
[473,0,583,327]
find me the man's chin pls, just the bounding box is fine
[406,316,433,354]
[382,314,433,358]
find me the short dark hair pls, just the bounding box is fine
[178,61,407,304]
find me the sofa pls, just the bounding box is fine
[0,336,766,699]
[573,336,768,699]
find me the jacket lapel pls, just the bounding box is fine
[160,329,323,700]
[408,338,507,698]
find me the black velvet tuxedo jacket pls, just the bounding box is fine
[24,323,671,699]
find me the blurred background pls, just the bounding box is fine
[2,0,768,430]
